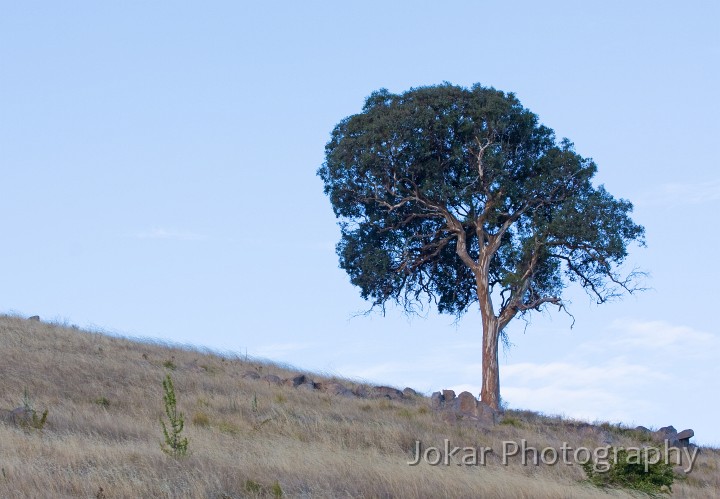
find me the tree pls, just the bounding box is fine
[318,83,645,410]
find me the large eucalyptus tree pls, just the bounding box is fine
[318,83,644,409]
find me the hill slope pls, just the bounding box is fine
[0,315,717,498]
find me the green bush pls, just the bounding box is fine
[499,416,522,427]
[584,447,674,495]
[18,388,48,431]
[160,374,188,457]
[244,479,283,497]
[94,397,111,408]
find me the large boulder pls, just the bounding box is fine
[371,386,404,400]
[402,387,419,398]
[442,389,456,404]
[654,425,679,445]
[454,391,477,415]
[475,401,498,425]
[430,391,444,409]
[285,374,308,387]
[677,429,694,447]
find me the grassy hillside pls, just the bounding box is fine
[0,315,717,498]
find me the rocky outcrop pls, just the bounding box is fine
[430,390,498,426]
[635,425,696,447]
[241,371,410,401]
[316,382,353,397]
[370,386,404,400]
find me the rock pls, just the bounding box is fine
[318,382,353,397]
[262,374,283,386]
[635,425,651,433]
[429,388,497,426]
[677,429,694,446]
[371,386,404,400]
[8,407,33,425]
[430,391,444,409]
[402,387,419,398]
[285,374,308,387]
[454,391,478,414]
[474,401,498,425]
[442,389,456,403]
[28,316,40,321]
[241,371,261,380]
[654,426,679,445]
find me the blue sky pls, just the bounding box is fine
[2,2,719,445]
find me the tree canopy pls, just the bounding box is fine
[318,83,645,408]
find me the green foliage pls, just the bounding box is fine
[94,397,111,408]
[599,422,655,443]
[271,481,283,498]
[583,448,674,495]
[19,388,48,431]
[244,479,283,498]
[318,83,645,316]
[163,357,176,370]
[244,480,262,494]
[499,416,522,427]
[160,374,188,457]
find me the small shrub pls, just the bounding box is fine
[192,411,210,427]
[244,479,283,497]
[18,388,48,431]
[244,479,262,494]
[163,358,176,370]
[160,374,188,457]
[94,397,110,408]
[584,447,674,495]
[270,481,283,498]
[500,416,522,427]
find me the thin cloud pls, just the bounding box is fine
[610,319,716,350]
[131,228,207,241]
[637,179,720,206]
[502,360,667,389]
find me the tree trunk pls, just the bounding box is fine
[480,315,500,409]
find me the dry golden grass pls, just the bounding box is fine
[0,314,717,498]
